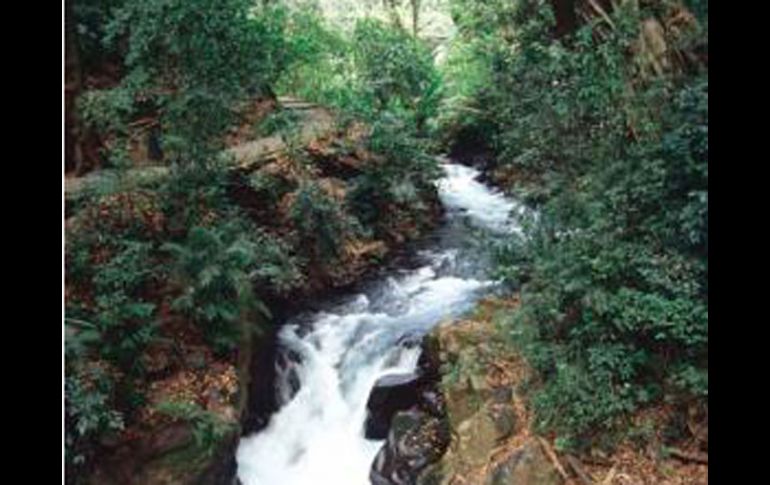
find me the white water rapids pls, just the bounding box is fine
[236,162,522,485]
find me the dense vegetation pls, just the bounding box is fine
[65,1,442,481]
[65,0,707,480]
[442,0,708,451]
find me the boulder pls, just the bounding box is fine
[365,372,424,439]
[275,347,302,406]
[453,408,500,469]
[370,410,450,485]
[486,439,562,485]
[367,336,452,484]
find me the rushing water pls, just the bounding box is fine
[236,161,522,485]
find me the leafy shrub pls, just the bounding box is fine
[68,0,125,70]
[65,364,124,479]
[66,209,162,376]
[348,115,441,225]
[246,170,296,209]
[352,18,442,131]
[79,190,166,241]
[275,11,441,134]
[77,87,134,135]
[65,143,296,481]
[93,0,292,163]
[454,1,711,448]
[276,9,352,101]
[91,240,161,372]
[255,108,303,139]
[290,181,357,261]
[164,218,300,354]
[434,35,496,148]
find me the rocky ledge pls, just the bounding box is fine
[370,297,562,485]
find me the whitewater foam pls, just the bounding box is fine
[236,162,520,485]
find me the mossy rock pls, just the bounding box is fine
[454,408,500,469]
[485,439,561,485]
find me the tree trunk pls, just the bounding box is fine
[410,0,421,36]
[550,0,578,39]
[64,0,83,174]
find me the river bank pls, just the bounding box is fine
[235,160,521,485]
[67,98,444,485]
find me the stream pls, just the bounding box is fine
[236,161,523,485]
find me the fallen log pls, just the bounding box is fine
[668,447,708,465]
[565,454,594,485]
[537,437,570,482]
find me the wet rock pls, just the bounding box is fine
[406,313,542,485]
[368,336,452,484]
[87,422,230,485]
[370,410,450,485]
[243,325,281,434]
[275,347,302,405]
[365,372,424,439]
[191,430,240,485]
[416,334,442,380]
[397,332,424,349]
[420,389,446,417]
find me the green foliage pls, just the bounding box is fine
[449,0,519,36]
[684,0,708,21]
[69,0,125,70]
[160,162,231,234]
[65,364,124,479]
[290,181,356,261]
[72,0,292,164]
[65,219,200,481]
[77,87,134,135]
[247,170,296,208]
[155,401,236,456]
[106,0,281,94]
[276,11,441,133]
[66,209,162,376]
[270,10,444,226]
[65,157,297,479]
[446,0,710,448]
[501,78,708,446]
[275,10,365,114]
[348,115,441,225]
[164,218,300,354]
[76,87,138,169]
[65,1,446,477]
[277,9,350,96]
[434,35,495,146]
[352,18,442,129]
[92,241,160,372]
[255,108,303,139]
